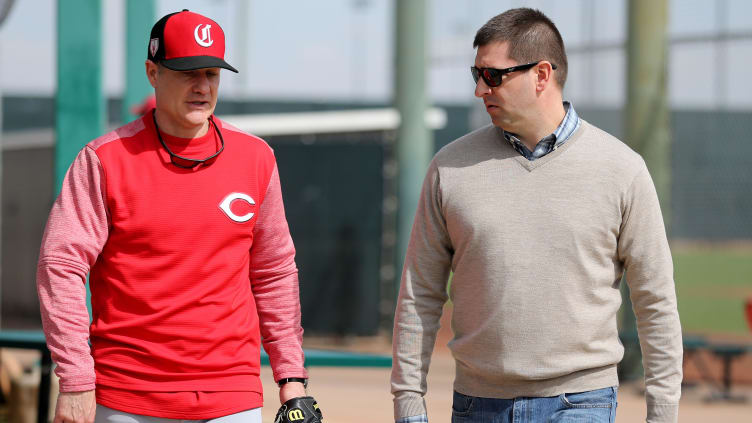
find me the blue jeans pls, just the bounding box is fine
[451,387,617,423]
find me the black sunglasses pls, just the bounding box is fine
[152,111,224,169]
[471,61,557,87]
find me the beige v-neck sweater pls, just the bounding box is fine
[391,121,682,422]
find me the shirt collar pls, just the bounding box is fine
[552,101,580,144]
[502,101,580,161]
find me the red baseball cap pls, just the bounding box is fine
[147,9,238,73]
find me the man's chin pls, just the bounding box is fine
[489,116,510,130]
[184,110,214,124]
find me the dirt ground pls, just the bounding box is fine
[273,301,752,423]
[2,340,750,422]
[4,298,751,423]
[259,349,752,422]
[259,344,752,423]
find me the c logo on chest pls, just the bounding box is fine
[218,192,255,223]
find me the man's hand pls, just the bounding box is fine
[274,396,323,423]
[279,381,307,404]
[53,390,96,423]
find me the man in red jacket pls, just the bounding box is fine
[37,10,308,423]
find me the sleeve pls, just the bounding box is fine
[391,160,452,420]
[250,163,308,382]
[617,164,683,423]
[396,414,429,423]
[36,146,110,392]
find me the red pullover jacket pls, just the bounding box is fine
[37,114,307,418]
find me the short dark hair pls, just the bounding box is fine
[473,8,568,88]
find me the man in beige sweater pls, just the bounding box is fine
[391,8,682,423]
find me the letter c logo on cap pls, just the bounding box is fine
[219,192,255,223]
[194,24,213,47]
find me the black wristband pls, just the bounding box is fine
[277,377,308,388]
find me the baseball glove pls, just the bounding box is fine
[274,396,323,423]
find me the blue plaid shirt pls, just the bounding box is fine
[394,103,581,423]
[503,101,580,161]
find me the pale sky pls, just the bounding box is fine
[0,0,750,109]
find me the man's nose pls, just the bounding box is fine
[474,78,491,98]
[193,73,210,93]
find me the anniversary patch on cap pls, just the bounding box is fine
[147,9,238,73]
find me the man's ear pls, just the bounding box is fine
[534,61,555,92]
[145,60,158,88]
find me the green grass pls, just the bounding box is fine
[673,248,752,335]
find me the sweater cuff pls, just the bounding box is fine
[59,380,96,393]
[393,392,427,420]
[646,403,679,423]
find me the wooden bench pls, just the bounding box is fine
[622,331,750,402]
[682,334,750,402]
[704,343,750,402]
[0,330,51,423]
